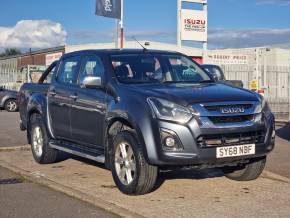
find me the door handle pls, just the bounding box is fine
[69,94,78,100]
[49,90,56,97]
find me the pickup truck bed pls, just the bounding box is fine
[19,83,50,130]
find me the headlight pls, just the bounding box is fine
[256,95,271,114]
[147,97,196,123]
[262,98,272,117]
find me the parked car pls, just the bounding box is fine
[202,64,244,88]
[0,86,18,112]
[18,49,275,195]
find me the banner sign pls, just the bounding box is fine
[95,0,121,19]
[183,0,207,3]
[207,54,248,65]
[181,9,207,42]
[45,52,63,67]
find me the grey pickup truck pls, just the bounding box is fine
[18,49,275,195]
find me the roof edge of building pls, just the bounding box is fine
[0,45,65,60]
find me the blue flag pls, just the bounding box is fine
[95,0,121,19]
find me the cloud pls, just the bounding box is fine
[208,28,290,48]
[0,20,67,51]
[69,29,114,40]
[256,0,290,5]
[69,29,175,41]
[70,27,290,49]
[3,20,288,51]
[126,31,174,38]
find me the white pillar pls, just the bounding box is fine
[203,42,208,63]
[202,3,208,63]
[120,0,124,48]
[177,0,182,48]
[115,19,119,49]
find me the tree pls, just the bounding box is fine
[0,48,22,57]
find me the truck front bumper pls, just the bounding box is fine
[148,113,275,167]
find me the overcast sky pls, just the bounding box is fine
[0,0,290,51]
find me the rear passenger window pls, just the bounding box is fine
[57,56,80,85]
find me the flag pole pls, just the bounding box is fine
[177,0,181,48]
[120,0,124,48]
[115,19,119,48]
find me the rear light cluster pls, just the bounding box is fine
[16,91,21,105]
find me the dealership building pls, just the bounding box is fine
[1,41,290,70]
[1,41,290,120]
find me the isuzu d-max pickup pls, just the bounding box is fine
[18,49,275,195]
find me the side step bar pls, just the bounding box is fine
[49,142,105,163]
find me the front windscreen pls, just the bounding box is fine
[111,54,212,84]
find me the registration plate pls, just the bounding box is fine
[216,144,255,158]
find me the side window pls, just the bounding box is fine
[42,66,55,84]
[78,55,105,84]
[57,56,80,85]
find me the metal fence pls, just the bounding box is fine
[221,65,290,121]
[0,66,23,91]
[1,64,290,121]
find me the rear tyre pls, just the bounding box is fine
[30,113,60,164]
[222,157,266,181]
[111,130,158,195]
[4,99,18,112]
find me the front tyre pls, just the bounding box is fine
[5,99,18,112]
[111,130,158,195]
[222,157,266,181]
[30,114,59,164]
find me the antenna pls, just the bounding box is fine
[132,37,147,52]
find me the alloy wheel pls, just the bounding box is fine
[6,100,17,111]
[32,126,43,157]
[115,142,136,185]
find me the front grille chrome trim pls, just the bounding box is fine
[192,101,260,117]
[199,117,258,128]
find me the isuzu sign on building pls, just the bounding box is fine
[181,9,207,42]
[185,0,207,3]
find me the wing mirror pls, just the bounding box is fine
[212,73,219,82]
[81,76,102,89]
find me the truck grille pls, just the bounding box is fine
[197,131,265,148]
[208,115,254,124]
[204,104,253,113]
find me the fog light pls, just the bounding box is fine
[165,137,175,147]
[160,128,183,151]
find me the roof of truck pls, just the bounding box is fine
[62,49,182,58]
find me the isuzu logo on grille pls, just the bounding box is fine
[220,106,245,114]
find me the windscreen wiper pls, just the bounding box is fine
[198,80,214,83]
[162,80,213,84]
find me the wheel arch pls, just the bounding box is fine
[104,116,149,169]
[4,97,17,104]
